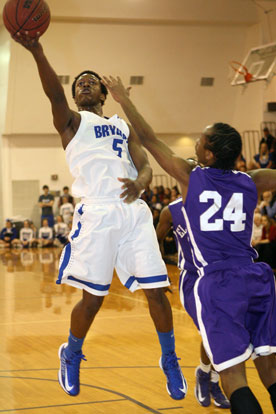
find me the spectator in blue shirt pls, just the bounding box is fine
[0,220,19,248]
[253,142,273,169]
[260,191,276,220]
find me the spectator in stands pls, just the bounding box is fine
[152,186,159,198]
[235,154,247,172]
[19,220,37,248]
[261,127,276,152]
[162,196,171,207]
[251,212,263,247]
[60,196,74,224]
[257,215,276,269]
[158,185,165,202]
[164,187,171,199]
[143,185,153,203]
[58,186,74,207]
[170,187,180,202]
[0,220,19,248]
[152,208,160,228]
[54,215,69,246]
[38,185,54,227]
[29,221,37,239]
[260,191,276,220]
[38,218,53,247]
[252,141,273,169]
[151,195,162,211]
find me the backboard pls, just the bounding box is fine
[231,42,276,86]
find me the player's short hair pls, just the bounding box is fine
[71,70,108,105]
[42,185,49,190]
[204,123,242,170]
[263,127,269,132]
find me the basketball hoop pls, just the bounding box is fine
[230,61,253,83]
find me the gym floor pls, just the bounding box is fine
[0,247,273,413]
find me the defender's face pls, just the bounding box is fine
[75,74,105,106]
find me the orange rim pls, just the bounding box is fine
[230,61,253,82]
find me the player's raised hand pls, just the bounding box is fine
[102,76,131,103]
[118,177,143,204]
[13,32,42,53]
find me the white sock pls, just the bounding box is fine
[211,370,219,383]
[199,359,211,373]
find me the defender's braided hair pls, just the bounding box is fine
[205,123,242,170]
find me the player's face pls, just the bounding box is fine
[195,126,215,166]
[75,74,105,107]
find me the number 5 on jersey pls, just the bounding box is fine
[199,190,246,232]
[113,138,123,158]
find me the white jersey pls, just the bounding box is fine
[20,228,34,242]
[54,222,69,236]
[66,111,138,200]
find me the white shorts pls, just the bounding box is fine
[56,199,169,296]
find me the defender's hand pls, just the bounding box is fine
[102,76,131,103]
[118,177,143,204]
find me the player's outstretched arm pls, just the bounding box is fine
[118,126,152,204]
[102,76,193,186]
[12,34,79,148]
[247,169,276,195]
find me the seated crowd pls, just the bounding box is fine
[0,185,74,249]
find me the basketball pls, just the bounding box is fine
[3,0,51,38]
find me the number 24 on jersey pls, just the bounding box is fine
[199,191,246,232]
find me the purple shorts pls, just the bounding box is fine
[194,261,276,372]
[179,269,199,330]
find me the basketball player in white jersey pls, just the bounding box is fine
[13,34,187,400]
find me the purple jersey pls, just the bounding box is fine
[168,197,195,272]
[183,166,258,274]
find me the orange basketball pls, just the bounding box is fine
[3,0,51,38]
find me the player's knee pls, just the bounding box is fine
[82,293,104,317]
[230,387,262,414]
[143,287,165,303]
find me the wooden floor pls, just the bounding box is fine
[0,247,273,413]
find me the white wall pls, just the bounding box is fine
[5,21,247,135]
[0,27,11,224]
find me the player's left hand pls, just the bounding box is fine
[102,76,131,103]
[118,177,143,203]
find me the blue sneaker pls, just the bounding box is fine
[58,343,86,396]
[194,367,211,407]
[159,352,187,400]
[210,381,230,409]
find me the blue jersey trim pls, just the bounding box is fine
[56,242,71,284]
[125,276,136,289]
[67,276,110,291]
[125,274,168,288]
[136,274,168,284]
[78,204,84,215]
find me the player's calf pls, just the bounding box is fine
[268,383,276,412]
[230,387,262,414]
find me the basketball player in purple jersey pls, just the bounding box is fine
[157,198,230,409]
[13,35,187,400]
[103,75,276,414]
